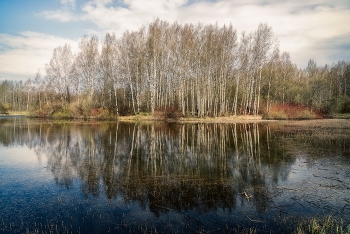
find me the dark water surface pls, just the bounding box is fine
[0,117,349,233]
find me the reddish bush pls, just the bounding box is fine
[90,108,99,117]
[266,104,324,119]
[155,106,181,120]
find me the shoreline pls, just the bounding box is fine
[3,113,349,127]
[0,114,25,118]
[117,114,273,123]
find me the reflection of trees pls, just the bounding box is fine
[0,120,284,215]
[7,119,347,216]
[0,118,32,146]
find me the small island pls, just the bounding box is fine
[0,20,349,122]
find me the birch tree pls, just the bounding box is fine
[75,35,99,106]
[99,33,119,112]
[45,44,74,104]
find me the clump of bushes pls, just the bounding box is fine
[326,96,350,114]
[295,110,316,119]
[52,107,74,119]
[29,102,62,118]
[95,108,117,120]
[155,106,181,121]
[29,100,119,120]
[0,102,10,115]
[265,109,288,120]
[264,104,321,120]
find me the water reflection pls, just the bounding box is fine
[0,118,349,232]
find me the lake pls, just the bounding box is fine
[0,117,349,233]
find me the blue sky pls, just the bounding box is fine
[1,0,349,81]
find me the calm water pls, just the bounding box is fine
[0,117,349,233]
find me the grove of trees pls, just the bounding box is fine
[1,19,349,118]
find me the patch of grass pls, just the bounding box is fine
[138,112,151,116]
[295,216,350,234]
[7,111,28,116]
[330,113,350,119]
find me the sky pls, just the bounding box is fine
[0,0,349,81]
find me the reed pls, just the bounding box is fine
[295,215,350,234]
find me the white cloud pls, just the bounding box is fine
[40,0,77,22]
[0,32,77,80]
[40,10,76,22]
[79,0,186,35]
[82,0,348,65]
[177,0,350,67]
[268,2,350,67]
[61,0,76,9]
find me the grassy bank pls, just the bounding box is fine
[7,107,350,123]
[5,111,346,124]
[1,111,27,116]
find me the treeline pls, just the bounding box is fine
[0,19,350,118]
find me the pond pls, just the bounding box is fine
[0,117,349,233]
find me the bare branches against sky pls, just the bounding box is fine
[0,0,349,80]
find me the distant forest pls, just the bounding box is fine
[0,19,349,118]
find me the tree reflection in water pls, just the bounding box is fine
[0,119,293,214]
[1,118,349,232]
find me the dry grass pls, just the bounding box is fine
[278,119,350,129]
[179,115,264,123]
[117,114,266,123]
[117,114,161,122]
[94,114,350,127]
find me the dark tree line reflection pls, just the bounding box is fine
[1,118,349,217]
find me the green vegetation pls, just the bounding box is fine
[0,102,10,115]
[295,216,350,234]
[330,113,350,119]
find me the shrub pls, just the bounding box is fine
[66,101,87,118]
[264,110,288,120]
[0,102,10,115]
[117,105,134,116]
[264,104,321,120]
[52,107,74,119]
[342,100,350,113]
[327,96,350,114]
[29,102,62,118]
[155,106,181,120]
[296,110,316,119]
[90,108,99,117]
[96,108,117,120]
[30,109,47,118]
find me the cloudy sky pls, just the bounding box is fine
[0,0,349,81]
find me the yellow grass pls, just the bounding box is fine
[117,114,266,123]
